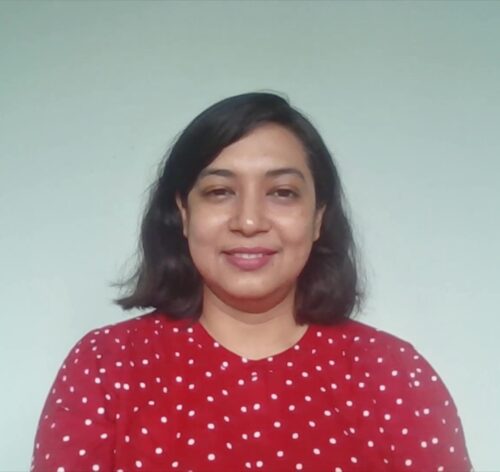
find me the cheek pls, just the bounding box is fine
[184,211,226,269]
[185,208,225,241]
[277,211,318,246]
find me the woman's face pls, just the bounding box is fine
[177,123,325,312]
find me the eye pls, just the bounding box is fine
[203,187,234,198]
[270,188,299,199]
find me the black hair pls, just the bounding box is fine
[116,92,364,324]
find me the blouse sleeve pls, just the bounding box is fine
[31,329,117,472]
[371,338,473,471]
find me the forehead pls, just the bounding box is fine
[205,124,310,176]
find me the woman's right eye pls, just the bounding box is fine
[203,188,233,198]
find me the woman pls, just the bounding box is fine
[32,93,472,471]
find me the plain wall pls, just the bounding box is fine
[1,1,499,470]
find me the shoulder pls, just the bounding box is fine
[78,310,190,343]
[316,318,442,385]
[65,311,191,365]
[317,318,415,354]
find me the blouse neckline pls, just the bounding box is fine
[192,320,315,366]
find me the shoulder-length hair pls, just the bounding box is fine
[116,92,364,324]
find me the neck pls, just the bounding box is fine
[199,286,308,360]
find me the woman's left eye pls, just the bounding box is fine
[270,188,299,199]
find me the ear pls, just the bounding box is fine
[175,193,188,238]
[313,205,326,241]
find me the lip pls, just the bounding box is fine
[222,247,277,271]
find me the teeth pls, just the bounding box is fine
[233,253,264,259]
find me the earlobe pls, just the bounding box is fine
[313,206,326,241]
[175,194,188,238]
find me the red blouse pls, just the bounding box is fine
[32,311,472,472]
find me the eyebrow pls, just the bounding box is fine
[198,167,306,181]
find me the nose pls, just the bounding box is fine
[228,191,271,236]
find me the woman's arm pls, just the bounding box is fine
[32,330,117,472]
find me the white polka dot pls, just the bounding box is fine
[296,464,303,470]
[405,459,412,466]
[97,407,105,415]
[208,453,216,461]
[402,428,408,435]
[135,462,142,469]
[313,448,320,455]
[62,435,70,442]
[329,437,337,444]
[188,438,195,445]
[155,447,163,454]
[277,450,284,457]
[256,460,264,468]
[92,465,100,472]
[78,449,86,456]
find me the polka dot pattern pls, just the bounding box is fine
[31,312,472,471]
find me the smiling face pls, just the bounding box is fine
[176,123,325,313]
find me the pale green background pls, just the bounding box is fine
[1,1,499,470]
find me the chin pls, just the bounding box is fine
[212,280,295,306]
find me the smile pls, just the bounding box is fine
[223,248,277,271]
[232,253,266,259]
